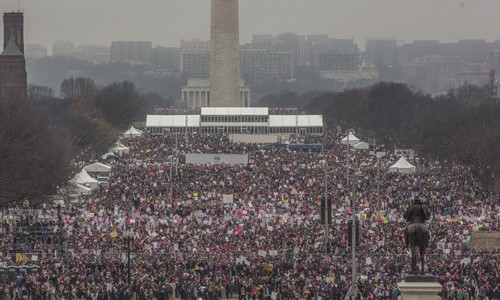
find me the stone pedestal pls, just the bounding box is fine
[397,275,442,300]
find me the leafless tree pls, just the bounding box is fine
[27,84,54,102]
[0,95,73,205]
[60,77,96,100]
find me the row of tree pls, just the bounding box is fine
[1,78,160,204]
[258,81,500,190]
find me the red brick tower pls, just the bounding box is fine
[0,12,27,99]
[3,12,24,54]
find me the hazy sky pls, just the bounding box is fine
[3,0,500,50]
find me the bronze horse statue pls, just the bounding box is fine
[403,198,431,274]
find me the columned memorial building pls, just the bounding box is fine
[181,78,251,108]
[146,107,323,135]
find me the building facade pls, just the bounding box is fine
[365,38,397,67]
[146,107,323,135]
[152,46,180,71]
[240,49,295,78]
[458,39,486,64]
[110,41,152,64]
[180,39,210,77]
[317,52,359,71]
[52,39,75,56]
[181,78,251,108]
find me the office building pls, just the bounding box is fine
[365,38,397,66]
[458,40,486,64]
[240,49,295,78]
[52,39,75,56]
[152,46,180,71]
[110,41,152,64]
[180,38,210,77]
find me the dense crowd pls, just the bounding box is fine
[0,131,499,300]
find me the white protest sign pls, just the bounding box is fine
[222,194,234,204]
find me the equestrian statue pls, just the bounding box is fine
[403,197,431,274]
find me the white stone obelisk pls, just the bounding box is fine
[210,0,241,107]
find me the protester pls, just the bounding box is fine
[0,131,498,300]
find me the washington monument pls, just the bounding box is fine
[210,0,241,107]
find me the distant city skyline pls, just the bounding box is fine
[3,0,500,51]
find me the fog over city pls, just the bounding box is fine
[3,0,500,48]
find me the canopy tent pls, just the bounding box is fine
[353,142,369,150]
[65,180,92,196]
[73,169,99,190]
[389,157,416,174]
[83,162,111,174]
[123,126,143,139]
[341,133,360,145]
[110,141,130,156]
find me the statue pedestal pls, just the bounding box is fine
[397,275,442,300]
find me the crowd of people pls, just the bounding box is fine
[0,130,498,300]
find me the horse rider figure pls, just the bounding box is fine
[403,197,431,274]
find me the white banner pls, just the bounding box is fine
[222,194,234,204]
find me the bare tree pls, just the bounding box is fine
[60,77,96,100]
[27,84,54,102]
[0,95,73,205]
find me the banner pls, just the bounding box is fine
[15,253,29,263]
[222,194,234,204]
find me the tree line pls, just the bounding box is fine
[258,81,500,191]
[0,78,168,205]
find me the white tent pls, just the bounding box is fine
[66,180,92,196]
[389,157,416,174]
[73,169,99,190]
[84,162,111,174]
[110,141,130,156]
[123,126,143,139]
[353,142,370,150]
[341,133,360,145]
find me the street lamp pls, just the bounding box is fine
[168,132,180,206]
[124,229,134,285]
[169,155,174,205]
[375,152,385,211]
[345,173,362,300]
[345,129,355,188]
[173,132,179,176]
[322,159,332,255]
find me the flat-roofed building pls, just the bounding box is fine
[180,39,210,77]
[146,107,323,135]
[240,49,295,78]
[110,41,152,64]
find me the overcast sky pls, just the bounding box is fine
[3,0,500,50]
